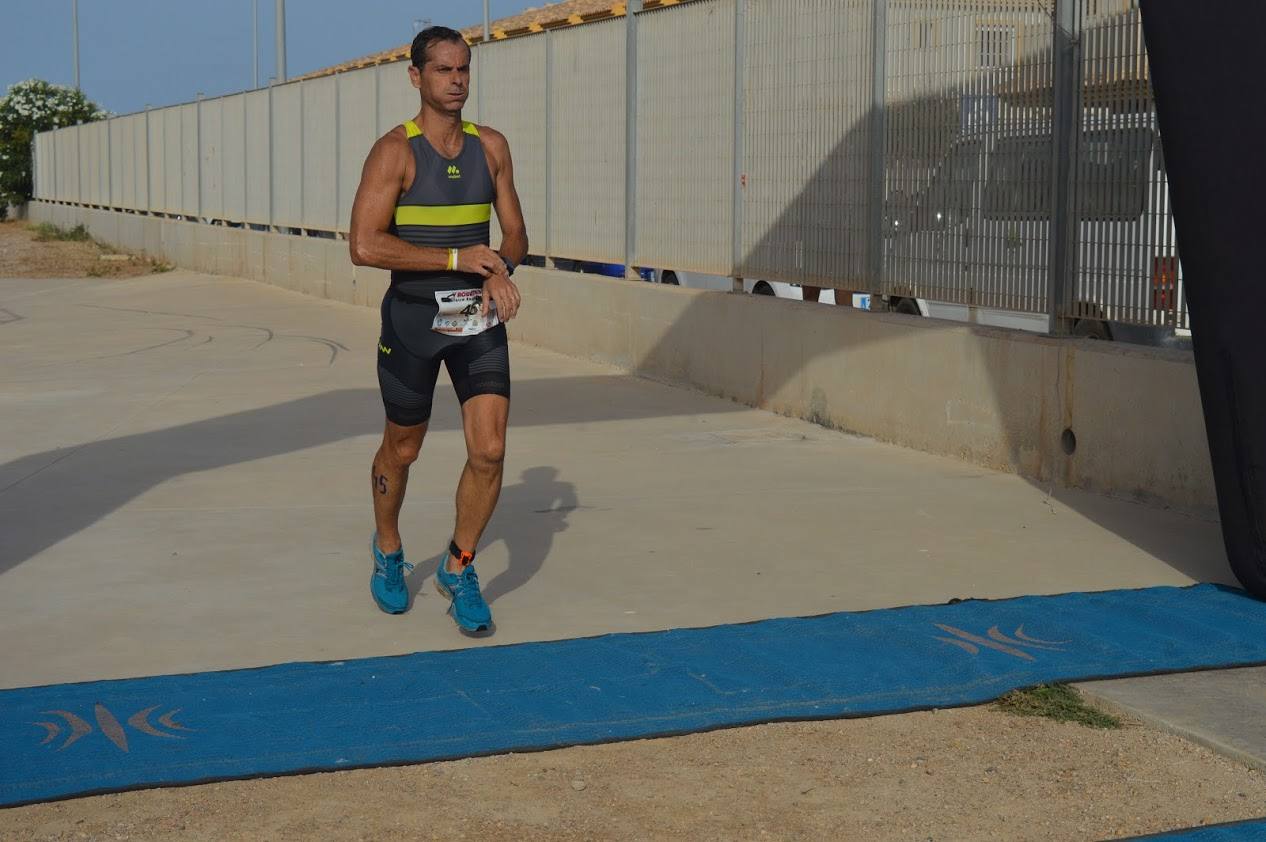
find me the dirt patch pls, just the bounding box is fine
[0,220,170,279]
[3,703,1263,841]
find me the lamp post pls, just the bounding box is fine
[72,0,80,89]
[252,0,259,88]
[275,0,287,82]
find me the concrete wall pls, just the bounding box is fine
[30,201,1215,513]
[501,260,1212,512]
[32,202,389,311]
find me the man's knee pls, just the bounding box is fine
[469,437,506,472]
[383,429,425,466]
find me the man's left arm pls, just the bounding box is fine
[479,128,527,319]
[487,129,528,268]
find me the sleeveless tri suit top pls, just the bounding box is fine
[389,119,495,298]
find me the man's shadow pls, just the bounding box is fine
[406,466,579,607]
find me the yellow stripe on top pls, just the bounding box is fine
[394,203,492,227]
[402,120,478,138]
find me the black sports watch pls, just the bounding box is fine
[499,254,516,277]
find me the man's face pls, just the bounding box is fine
[409,40,470,113]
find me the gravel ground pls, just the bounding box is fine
[0,220,165,279]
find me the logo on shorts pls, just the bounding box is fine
[378,340,392,355]
[447,164,461,180]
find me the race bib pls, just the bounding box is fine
[431,288,500,336]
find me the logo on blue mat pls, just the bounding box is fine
[934,624,1068,661]
[31,704,193,753]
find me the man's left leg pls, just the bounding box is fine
[434,394,507,632]
[433,325,512,632]
[450,393,509,572]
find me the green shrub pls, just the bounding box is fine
[0,80,107,209]
[31,222,91,242]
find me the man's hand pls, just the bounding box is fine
[456,245,509,278]
[482,269,521,321]
[453,245,520,319]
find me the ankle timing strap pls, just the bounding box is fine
[449,540,475,567]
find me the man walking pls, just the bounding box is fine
[349,26,527,633]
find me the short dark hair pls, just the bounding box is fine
[410,26,470,68]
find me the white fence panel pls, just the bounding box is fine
[199,98,224,221]
[635,0,736,274]
[549,20,626,262]
[337,68,378,232]
[222,94,248,222]
[301,76,338,230]
[245,89,271,225]
[270,83,303,228]
[478,36,547,250]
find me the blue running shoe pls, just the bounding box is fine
[434,545,492,632]
[370,534,414,615]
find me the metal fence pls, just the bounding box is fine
[32,0,1183,331]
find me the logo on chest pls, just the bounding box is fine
[446,164,462,180]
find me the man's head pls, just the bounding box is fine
[408,26,471,113]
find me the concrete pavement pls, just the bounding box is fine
[0,270,1232,691]
[1079,668,1266,773]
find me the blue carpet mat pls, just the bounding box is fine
[4,583,1266,807]
[1129,818,1266,840]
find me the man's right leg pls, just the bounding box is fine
[368,420,424,614]
[370,290,443,613]
[371,420,427,555]
[374,290,444,553]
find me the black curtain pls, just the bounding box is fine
[1140,0,1266,595]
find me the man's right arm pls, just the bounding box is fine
[348,132,508,278]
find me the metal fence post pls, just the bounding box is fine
[144,106,152,212]
[731,0,746,293]
[623,0,642,279]
[29,135,37,204]
[267,81,275,231]
[544,32,554,268]
[105,117,113,209]
[242,95,249,225]
[1047,0,1082,335]
[219,96,227,223]
[196,93,204,222]
[868,0,888,304]
[297,82,305,233]
[334,78,341,233]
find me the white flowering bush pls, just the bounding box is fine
[0,79,107,216]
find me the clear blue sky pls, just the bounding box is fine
[2,1,539,115]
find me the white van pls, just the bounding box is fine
[650,270,796,298]
[649,270,872,309]
[883,113,1183,343]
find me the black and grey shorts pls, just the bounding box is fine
[376,288,511,427]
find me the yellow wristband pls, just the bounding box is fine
[447,248,459,271]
